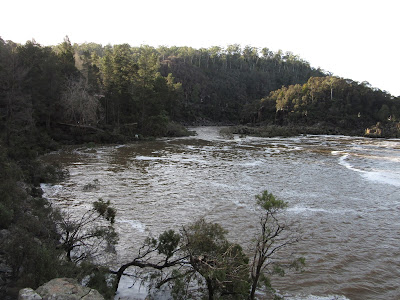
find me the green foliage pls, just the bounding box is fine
[31,160,69,185]
[170,270,189,300]
[4,228,59,286]
[290,257,306,272]
[256,190,288,211]
[259,76,400,135]
[0,145,25,229]
[1,206,80,298]
[165,121,195,137]
[182,219,250,299]
[75,42,324,131]
[158,230,181,258]
[8,36,396,140]
[93,198,116,224]
[377,104,391,122]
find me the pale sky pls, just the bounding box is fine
[1,0,399,96]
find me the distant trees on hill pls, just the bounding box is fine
[1,35,399,146]
[73,42,325,126]
[257,76,400,133]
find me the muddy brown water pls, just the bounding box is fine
[42,127,400,300]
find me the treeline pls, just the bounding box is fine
[74,42,324,126]
[1,36,325,149]
[2,35,399,149]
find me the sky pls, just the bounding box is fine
[1,0,399,96]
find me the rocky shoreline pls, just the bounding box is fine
[18,278,104,300]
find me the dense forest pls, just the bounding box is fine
[1,36,399,299]
[1,36,328,146]
[2,36,399,146]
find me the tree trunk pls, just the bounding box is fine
[206,277,215,300]
[113,264,129,293]
[249,257,262,300]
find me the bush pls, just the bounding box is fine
[166,122,194,137]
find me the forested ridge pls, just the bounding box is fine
[2,36,399,146]
[1,36,399,299]
[1,36,328,145]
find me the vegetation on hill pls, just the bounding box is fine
[255,76,400,136]
[2,36,398,143]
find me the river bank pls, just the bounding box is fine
[220,122,400,138]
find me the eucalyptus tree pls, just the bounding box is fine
[60,77,101,125]
[12,39,71,132]
[100,44,138,126]
[249,191,304,300]
[136,45,160,88]
[226,44,241,69]
[111,191,304,300]
[242,45,259,70]
[185,219,250,299]
[209,46,222,67]
[57,198,117,263]
[112,219,250,300]
[135,45,162,129]
[157,45,169,61]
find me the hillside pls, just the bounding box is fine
[2,36,399,143]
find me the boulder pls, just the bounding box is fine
[19,278,104,300]
[18,288,42,300]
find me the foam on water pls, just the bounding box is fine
[40,183,63,198]
[135,156,169,161]
[362,169,400,187]
[117,219,146,232]
[285,295,350,300]
[334,151,400,187]
[287,205,356,215]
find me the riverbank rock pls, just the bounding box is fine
[18,278,104,300]
[18,288,42,300]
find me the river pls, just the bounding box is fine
[42,127,400,300]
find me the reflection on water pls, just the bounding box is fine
[42,127,400,300]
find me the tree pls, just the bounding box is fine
[180,219,250,300]
[226,44,241,69]
[377,104,390,122]
[53,36,78,77]
[209,46,222,67]
[112,229,187,294]
[61,77,102,125]
[111,190,304,299]
[135,45,161,126]
[249,191,304,300]
[100,44,138,126]
[57,198,117,263]
[0,41,36,148]
[112,219,249,300]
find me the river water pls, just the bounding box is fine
[42,127,400,300]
